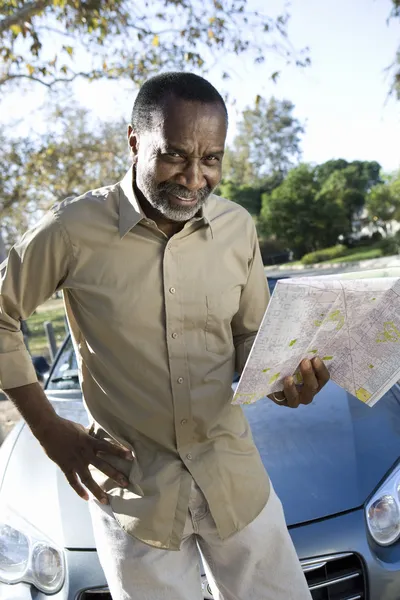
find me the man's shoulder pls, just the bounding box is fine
[207,193,255,234]
[51,181,120,229]
[208,193,254,222]
[53,182,119,216]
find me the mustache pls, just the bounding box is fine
[158,182,212,202]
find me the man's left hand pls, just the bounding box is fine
[269,357,330,408]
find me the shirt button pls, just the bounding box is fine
[172,332,178,339]
[177,377,184,384]
[187,453,192,460]
[169,287,176,294]
[180,419,188,425]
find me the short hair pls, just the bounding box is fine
[131,72,228,133]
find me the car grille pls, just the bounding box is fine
[79,552,366,600]
[301,552,367,600]
[79,589,111,600]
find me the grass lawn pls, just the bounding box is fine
[318,247,383,264]
[26,306,67,359]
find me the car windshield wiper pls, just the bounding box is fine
[50,370,79,383]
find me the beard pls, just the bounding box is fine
[136,168,213,222]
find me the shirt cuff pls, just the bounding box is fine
[0,348,38,390]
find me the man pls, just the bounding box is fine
[0,73,329,599]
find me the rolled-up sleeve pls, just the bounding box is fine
[0,208,72,389]
[232,221,270,374]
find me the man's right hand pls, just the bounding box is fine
[34,415,133,504]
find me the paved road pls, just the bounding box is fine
[265,254,400,279]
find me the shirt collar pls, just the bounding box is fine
[118,166,214,239]
[118,167,144,238]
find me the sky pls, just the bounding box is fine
[2,0,400,172]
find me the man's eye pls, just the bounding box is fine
[166,152,182,158]
[204,155,219,163]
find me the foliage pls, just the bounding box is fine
[315,159,381,191]
[316,160,382,233]
[0,0,310,94]
[388,0,400,98]
[378,236,400,256]
[366,183,400,233]
[227,96,304,186]
[320,247,383,264]
[218,180,262,215]
[260,164,348,258]
[0,105,128,246]
[300,242,396,266]
[301,245,347,265]
[314,159,349,185]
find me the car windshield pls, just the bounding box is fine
[47,339,80,390]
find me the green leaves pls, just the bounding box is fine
[366,182,400,231]
[230,96,304,185]
[0,0,309,92]
[63,45,74,57]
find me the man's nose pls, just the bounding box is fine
[176,159,206,191]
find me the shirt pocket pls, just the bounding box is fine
[205,288,241,355]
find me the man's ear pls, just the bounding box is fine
[127,125,139,163]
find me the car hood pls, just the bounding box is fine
[0,397,96,549]
[2,384,400,548]
[244,381,400,526]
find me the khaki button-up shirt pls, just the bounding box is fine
[0,168,270,550]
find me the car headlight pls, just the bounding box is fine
[366,465,400,546]
[0,505,65,593]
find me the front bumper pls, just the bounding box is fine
[2,507,400,600]
[290,506,400,600]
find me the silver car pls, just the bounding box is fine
[2,334,400,599]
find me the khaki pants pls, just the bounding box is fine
[89,480,311,600]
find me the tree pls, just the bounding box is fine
[227,96,304,186]
[0,106,128,248]
[389,0,400,98]
[390,170,400,207]
[314,159,349,186]
[315,159,381,191]
[314,160,382,234]
[0,1,310,94]
[366,184,400,234]
[222,146,256,189]
[0,230,6,263]
[260,164,347,258]
[218,181,262,216]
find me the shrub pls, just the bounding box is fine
[301,245,347,265]
[378,237,400,256]
[371,231,383,243]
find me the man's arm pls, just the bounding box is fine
[0,209,131,502]
[231,220,270,375]
[0,210,71,390]
[231,218,330,408]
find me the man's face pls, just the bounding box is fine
[128,98,227,222]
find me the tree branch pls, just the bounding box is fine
[0,69,123,89]
[0,0,52,35]
[0,73,52,88]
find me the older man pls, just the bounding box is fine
[0,72,329,599]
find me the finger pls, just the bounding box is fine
[299,359,318,404]
[65,471,89,501]
[93,438,133,460]
[312,357,330,389]
[92,457,130,487]
[283,376,300,408]
[78,468,109,504]
[268,393,289,407]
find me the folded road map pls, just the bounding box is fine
[233,271,400,407]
